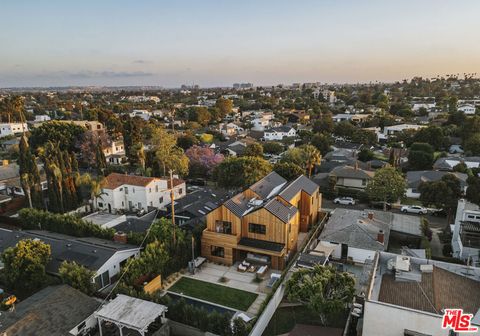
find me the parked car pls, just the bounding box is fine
[334,197,355,205]
[369,201,392,210]
[400,205,428,215]
[431,208,447,217]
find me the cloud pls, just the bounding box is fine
[132,59,151,64]
[33,70,156,79]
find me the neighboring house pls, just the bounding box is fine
[452,199,480,266]
[362,251,480,336]
[34,114,51,122]
[458,103,476,115]
[162,187,232,230]
[433,156,480,171]
[332,113,370,123]
[0,229,141,290]
[201,172,321,269]
[324,149,358,163]
[318,209,391,263]
[412,102,436,112]
[287,111,310,124]
[219,122,245,137]
[329,165,374,190]
[0,285,98,336]
[129,109,152,120]
[0,138,19,151]
[406,170,468,199]
[98,173,186,213]
[103,140,127,165]
[379,124,425,141]
[225,142,247,156]
[0,122,28,138]
[55,120,104,131]
[263,126,296,141]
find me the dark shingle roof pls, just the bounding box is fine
[0,229,139,273]
[238,237,284,252]
[329,165,374,179]
[249,171,287,199]
[0,285,98,336]
[279,175,319,201]
[264,198,297,223]
[406,170,468,189]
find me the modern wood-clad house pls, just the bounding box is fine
[201,172,321,270]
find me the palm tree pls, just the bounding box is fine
[301,145,321,177]
[90,177,106,211]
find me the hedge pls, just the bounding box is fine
[18,208,114,239]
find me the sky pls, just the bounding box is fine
[1,0,480,88]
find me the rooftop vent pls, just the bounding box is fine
[395,255,411,272]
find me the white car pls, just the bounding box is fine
[401,205,428,215]
[334,197,355,205]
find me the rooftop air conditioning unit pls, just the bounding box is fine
[420,264,433,273]
[396,255,411,272]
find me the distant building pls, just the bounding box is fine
[263,126,296,141]
[332,113,370,123]
[329,165,374,191]
[379,124,425,141]
[458,103,476,115]
[233,83,253,89]
[129,109,152,120]
[433,156,480,171]
[0,122,28,138]
[406,170,468,199]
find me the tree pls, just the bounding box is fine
[310,133,331,155]
[79,130,110,170]
[177,133,199,150]
[18,135,43,208]
[215,98,233,120]
[333,121,355,138]
[29,121,85,152]
[366,167,406,207]
[286,265,355,325]
[312,113,334,134]
[273,162,304,181]
[244,143,264,157]
[412,126,447,151]
[185,145,224,177]
[59,261,96,295]
[351,129,377,146]
[408,142,434,170]
[151,127,189,176]
[122,116,144,163]
[214,157,272,189]
[466,175,480,206]
[301,144,321,177]
[464,134,480,155]
[1,239,51,292]
[358,148,375,162]
[262,142,284,155]
[189,106,211,126]
[419,174,461,223]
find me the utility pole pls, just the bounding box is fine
[170,169,176,245]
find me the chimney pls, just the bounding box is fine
[114,231,127,244]
[367,212,374,220]
[377,230,384,244]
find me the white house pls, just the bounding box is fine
[98,173,186,213]
[0,228,141,290]
[34,115,51,122]
[263,126,296,141]
[219,122,244,137]
[129,110,152,121]
[379,124,425,141]
[0,123,28,138]
[103,140,127,165]
[412,102,436,112]
[332,113,370,123]
[458,103,476,115]
[452,199,480,266]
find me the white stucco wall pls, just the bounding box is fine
[363,301,480,336]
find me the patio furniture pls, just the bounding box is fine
[242,260,251,267]
[266,273,281,288]
[237,264,247,272]
[194,256,206,268]
[256,265,268,277]
[247,265,257,273]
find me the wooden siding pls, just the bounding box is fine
[205,205,241,235]
[242,208,286,243]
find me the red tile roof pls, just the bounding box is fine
[103,173,156,189]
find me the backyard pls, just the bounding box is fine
[168,276,258,311]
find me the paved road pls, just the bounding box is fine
[322,199,448,229]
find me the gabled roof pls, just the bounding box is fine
[279,175,319,201]
[264,198,298,223]
[249,171,287,199]
[320,209,392,251]
[103,173,156,189]
[0,285,98,336]
[406,170,468,189]
[329,165,374,180]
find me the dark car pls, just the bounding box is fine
[369,201,392,210]
[431,208,447,217]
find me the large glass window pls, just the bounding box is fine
[211,246,225,258]
[249,223,266,234]
[215,220,232,234]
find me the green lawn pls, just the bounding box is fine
[401,197,422,206]
[168,277,258,311]
[262,306,348,336]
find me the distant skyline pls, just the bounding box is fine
[1,0,480,88]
